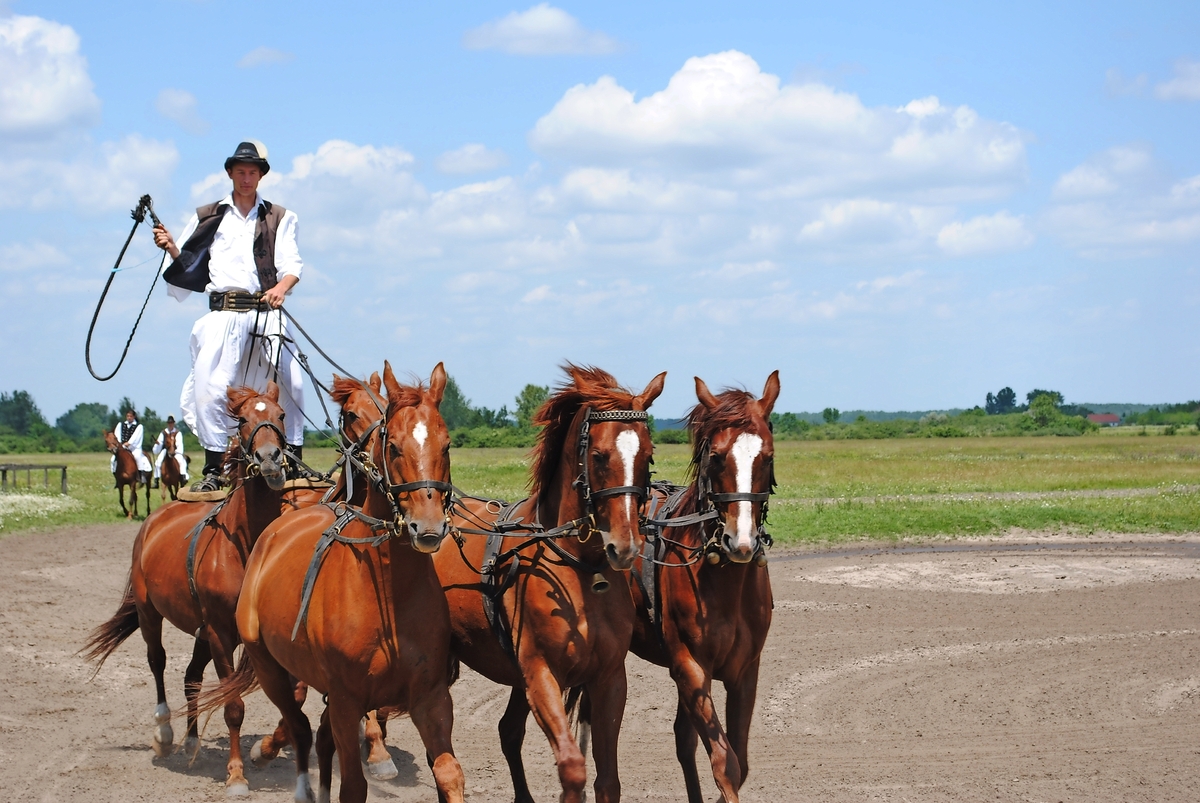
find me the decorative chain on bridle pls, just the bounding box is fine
[574,407,652,527]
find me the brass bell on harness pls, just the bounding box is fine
[706,550,721,565]
[591,573,610,593]
[755,551,768,567]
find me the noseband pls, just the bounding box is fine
[695,438,775,559]
[236,415,287,476]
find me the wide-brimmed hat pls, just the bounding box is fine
[224,140,270,174]
[166,416,176,423]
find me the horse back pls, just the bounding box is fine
[244,506,453,705]
[133,500,217,632]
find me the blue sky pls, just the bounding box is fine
[1,1,1197,422]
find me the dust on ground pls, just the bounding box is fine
[2,524,1198,802]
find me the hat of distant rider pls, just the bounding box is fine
[224,140,270,175]
[166,415,175,423]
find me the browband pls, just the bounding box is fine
[587,410,648,423]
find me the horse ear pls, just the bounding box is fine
[428,362,447,408]
[759,370,780,417]
[695,376,718,410]
[635,371,667,410]
[265,381,280,403]
[382,361,401,401]
[369,371,382,395]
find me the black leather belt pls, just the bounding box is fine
[209,291,269,312]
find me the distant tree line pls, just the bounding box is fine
[0,390,180,454]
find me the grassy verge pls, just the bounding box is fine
[2,435,1198,540]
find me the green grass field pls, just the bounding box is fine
[2,431,1198,541]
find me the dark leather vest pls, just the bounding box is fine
[120,420,138,443]
[163,200,286,294]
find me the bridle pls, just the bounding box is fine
[694,436,775,562]
[364,407,455,533]
[573,407,652,526]
[234,413,287,478]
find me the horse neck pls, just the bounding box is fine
[227,474,283,551]
[536,425,606,562]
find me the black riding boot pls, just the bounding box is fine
[287,444,303,479]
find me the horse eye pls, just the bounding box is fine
[591,451,608,463]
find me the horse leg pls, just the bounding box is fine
[326,695,371,803]
[673,696,704,803]
[137,605,173,756]
[119,484,130,519]
[409,686,465,803]
[523,663,586,803]
[722,661,762,798]
[206,629,249,796]
[671,657,740,803]
[498,686,536,803]
[182,637,213,759]
[316,707,335,803]
[252,647,316,803]
[586,672,627,803]
[254,678,309,768]
[362,709,399,780]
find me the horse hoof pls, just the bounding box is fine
[250,739,272,768]
[153,724,174,753]
[294,772,316,803]
[182,736,200,759]
[226,780,250,798]
[151,732,173,758]
[316,788,330,803]
[367,756,399,780]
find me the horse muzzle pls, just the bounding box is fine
[254,445,287,490]
[603,538,638,572]
[721,531,758,565]
[405,519,450,554]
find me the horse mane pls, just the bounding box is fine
[530,364,639,496]
[685,388,760,482]
[226,386,261,417]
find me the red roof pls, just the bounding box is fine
[1087,413,1120,424]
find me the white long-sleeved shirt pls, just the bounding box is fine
[167,192,303,302]
[153,427,182,454]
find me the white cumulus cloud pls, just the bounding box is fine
[436,143,509,175]
[937,212,1033,257]
[155,88,208,135]
[463,4,618,56]
[237,46,294,68]
[1046,144,1200,256]
[1154,58,1200,101]
[530,51,1026,203]
[0,15,100,138]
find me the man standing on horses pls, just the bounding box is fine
[152,140,306,493]
[152,415,189,488]
[111,408,152,487]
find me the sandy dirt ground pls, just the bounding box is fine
[2,522,1199,802]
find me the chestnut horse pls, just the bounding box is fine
[434,364,664,803]
[106,430,150,518]
[200,362,465,803]
[159,429,184,503]
[629,372,778,803]
[82,383,289,796]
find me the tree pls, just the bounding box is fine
[515,384,550,429]
[822,407,840,425]
[1025,389,1064,407]
[0,390,48,435]
[985,387,1017,415]
[439,376,477,430]
[1028,393,1060,427]
[56,402,113,440]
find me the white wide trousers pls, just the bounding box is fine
[181,309,305,451]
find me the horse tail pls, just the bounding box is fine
[195,649,259,718]
[79,580,139,673]
[563,685,592,754]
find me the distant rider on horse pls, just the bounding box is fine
[152,415,189,488]
[111,408,152,487]
[152,140,306,494]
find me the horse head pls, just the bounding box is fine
[689,370,779,564]
[331,371,385,448]
[164,429,177,456]
[227,382,288,491]
[104,430,119,453]
[533,364,666,572]
[372,361,453,554]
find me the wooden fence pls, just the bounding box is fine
[0,464,68,495]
